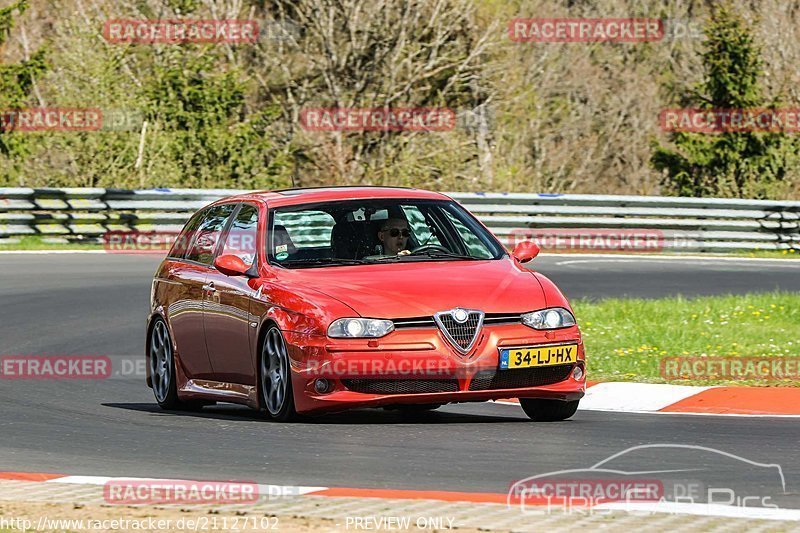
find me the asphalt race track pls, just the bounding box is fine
[1,253,799,506]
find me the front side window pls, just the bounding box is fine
[185,204,236,264]
[442,207,494,259]
[268,199,504,268]
[219,204,259,267]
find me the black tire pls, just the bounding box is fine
[519,399,579,421]
[149,318,212,411]
[259,326,300,422]
[149,318,182,409]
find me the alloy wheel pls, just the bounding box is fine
[261,327,289,416]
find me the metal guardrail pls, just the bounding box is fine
[0,188,799,252]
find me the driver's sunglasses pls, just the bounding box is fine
[383,228,410,238]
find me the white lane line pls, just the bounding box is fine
[595,501,800,521]
[553,258,800,268]
[0,250,108,254]
[541,252,800,264]
[579,382,714,411]
[46,476,112,485]
[580,409,800,418]
[46,475,326,496]
[492,399,800,418]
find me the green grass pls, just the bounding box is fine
[732,249,800,259]
[0,235,103,251]
[575,291,800,386]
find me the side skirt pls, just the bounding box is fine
[179,379,259,409]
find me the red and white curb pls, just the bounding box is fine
[1,473,799,522]
[496,382,800,417]
[0,473,506,504]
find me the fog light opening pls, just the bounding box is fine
[572,366,584,381]
[314,378,332,394]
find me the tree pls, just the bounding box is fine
[252,0,496,187]
[0,0,46,168]
[651,3,799,198]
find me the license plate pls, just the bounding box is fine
[499,344,578,369]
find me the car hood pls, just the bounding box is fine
[277,259,545,318]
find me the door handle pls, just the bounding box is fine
[202,282,216,293]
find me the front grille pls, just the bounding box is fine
[483,314,522,325]
[435,310,483,352]
[468,364,573,391]
[392,317,435,328]
[342,378,458,395]
[393,313,520,329]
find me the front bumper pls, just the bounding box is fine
[285,323,586,414]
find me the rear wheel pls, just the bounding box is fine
[149,318,217,411]
[149,318,181,409]
[259,326,299,422]
[519,399,579,421]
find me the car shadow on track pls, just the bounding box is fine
[102,402,533,424]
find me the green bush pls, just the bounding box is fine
[652,3,800,198]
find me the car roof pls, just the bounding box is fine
[215,186,452,208]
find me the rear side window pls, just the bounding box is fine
[168,209,207,259]
[220,204,259,266]
[185,204,236,264]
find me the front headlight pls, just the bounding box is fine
[328,318,395,338]
[521,307,576,330]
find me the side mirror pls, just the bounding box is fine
[512,241,540,264]
[214,254,250,277]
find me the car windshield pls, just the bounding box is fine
[268,199,504,268]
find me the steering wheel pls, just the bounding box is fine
[410,244,451,255]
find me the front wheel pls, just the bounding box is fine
[259,326,299,422]
[519,399,579,421]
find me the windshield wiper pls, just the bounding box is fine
[370,250,478,261]
[410,250,480,260]
[278,257,367,268]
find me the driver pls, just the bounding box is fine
[378,218,411,255]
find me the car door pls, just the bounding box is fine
[204,203,260,384]
[163,208,216,379]
[172,203,237,379]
